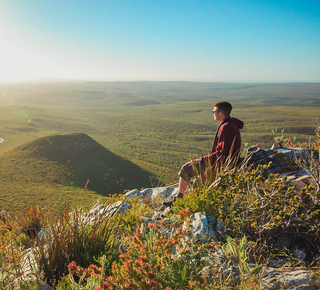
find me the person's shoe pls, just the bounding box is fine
[177,192,184,199]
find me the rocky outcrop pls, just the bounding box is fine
[22,145,316,289]
[182,212,225,242]
[244,144,311,188]
[244,144,309,173]
[262,267,316,290]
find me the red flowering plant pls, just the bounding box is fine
[67,255,111,289]
[105,222,205,290]
[177,208,193,227]
[68,260,104,280]
[177,208,193,220]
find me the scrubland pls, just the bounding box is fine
[0,81,319,289]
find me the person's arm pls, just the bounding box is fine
[202,124,235,165]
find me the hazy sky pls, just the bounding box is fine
[1,0,320,83]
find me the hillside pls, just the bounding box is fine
[0,81,319,185]
[0,133,157,214]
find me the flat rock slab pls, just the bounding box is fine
[125,184,179,200]
[262,267,316,290]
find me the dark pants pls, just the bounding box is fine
[178,160,206,182]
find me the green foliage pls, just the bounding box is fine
[55,275,73,290]
[221,236,262,279]
[0,245,11,289]
[0,133,156,216]
[0,82,319,288]
[173,162,320,261]
[15,205,49,240]
[30,203,122,286]
[119,199,154,236]
[107,223,205,289]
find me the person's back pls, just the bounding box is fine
[207,115,243,166]
[177,101,244,195]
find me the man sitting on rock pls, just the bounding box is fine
[177,101,244,195]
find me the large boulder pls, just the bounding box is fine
[183,212,225,243]
[244,144,310,176]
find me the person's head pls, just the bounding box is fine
[212,101,232,122]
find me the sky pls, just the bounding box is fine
[0,0,320,83]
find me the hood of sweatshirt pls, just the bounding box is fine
[224,117,244,129]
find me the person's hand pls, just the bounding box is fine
[193,158,202,164]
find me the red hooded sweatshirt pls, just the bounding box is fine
[202,117,244,166]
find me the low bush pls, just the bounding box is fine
[106,222,205,289]
[173,163,320,263]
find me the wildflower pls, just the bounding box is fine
[0,246,3,250]
[6,259,9,263]
[148,223,155,229]
[181,247,190,253]
[68,261,77,275]
[140,216,144,223]
[96,287,102,290]
[102,281,110,289]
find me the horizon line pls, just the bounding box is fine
[1,78,320,85]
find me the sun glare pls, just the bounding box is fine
[0,19,65,83]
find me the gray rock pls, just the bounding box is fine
[280,170,310,189]
[85,201,132,224]
[277,147,309,160]
[125,184,179,201]
[151,184,179,201]
[262,268,314,290]
[245,147,269,166]
[152,206,172,221]
[183,212,222,242]
[37,283,54,290]
[199,262,316,290]
[125,189,140,199]
[139,188,154,198]
[271,142,282,150]
[16,247,39,284]
[158,189,182,210]
[293,249,307,261]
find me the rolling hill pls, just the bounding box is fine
[0,133,157,214]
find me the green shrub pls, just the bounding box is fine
[119,200,154,236]
[55,275,73,290]
[106,223,205,289]
[31,202,123,286]
[173,163,320,262]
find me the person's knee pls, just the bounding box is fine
[178,162,193,182]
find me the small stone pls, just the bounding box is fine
[293,249,307,261]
